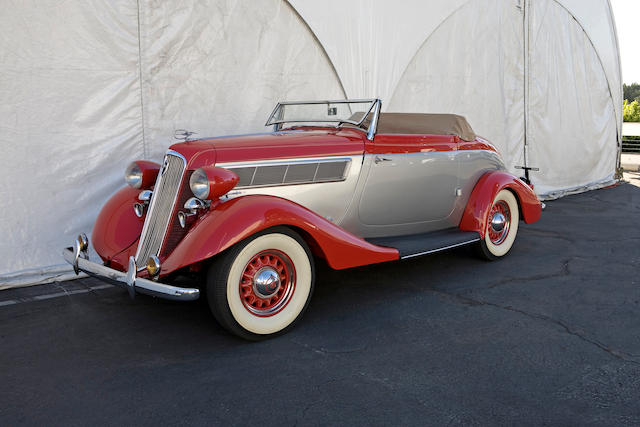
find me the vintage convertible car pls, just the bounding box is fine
[63,99,541,340]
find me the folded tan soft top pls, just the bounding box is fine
[350,112,476,141]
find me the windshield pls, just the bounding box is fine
[266,99,377,127]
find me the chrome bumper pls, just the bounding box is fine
[62,239,199,301]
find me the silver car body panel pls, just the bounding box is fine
[216,155,364,225]
[358,151,459,226]
[216,148,504,239]
[341,149,503,238]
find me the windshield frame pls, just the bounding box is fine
[265,99,381,141]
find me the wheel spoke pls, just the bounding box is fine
[488,200,511,245]
[238,249,296,317]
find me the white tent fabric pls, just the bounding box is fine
[0,0,621,287]
[387,0,527,172]
[290,0,621,194]
[526,0,619,196]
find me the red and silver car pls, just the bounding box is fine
[64,99,541,340]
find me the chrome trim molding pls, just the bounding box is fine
[178,197,208,228]
[62,246,199,301]
[216,156,353,169]
[72,235,88,274]
[135,149,187,269]
[374,155,392,164]
[217,157,353,189]
[266,98,378,125]
[125,256,137,298]
[400,238,481,260]
[265,98,381,139]
[184,197,207,211]
[133,203,145,217]
[367,99,381,141]
[138,190,152,201]
[276,98,379,105]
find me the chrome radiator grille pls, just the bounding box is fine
[135,151,186,267]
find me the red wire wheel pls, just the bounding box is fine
[487,200,511,245]
[477,189,519,261]
[239,249,296,317]
[207,228,315,340]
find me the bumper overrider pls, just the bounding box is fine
[62,234,199,301]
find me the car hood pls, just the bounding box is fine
[169,128,365,169]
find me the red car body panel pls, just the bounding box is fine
[92,186,145,261]
[168,128,494,166]
[459,171,542,238]
[170,128,365,166]
[366,134,458,154]
[458,137,499,153]
[198,166,240,198]
[108,239,140,273]
[133,160,161,189]
[159,195,400,275]
[170,144,217,169]
[365,134,499,155]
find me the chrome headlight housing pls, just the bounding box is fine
[124,162,143,189]
[190,168,210,199]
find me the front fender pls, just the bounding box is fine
[459,171,541,238]
[92,186,145,262]
[161,195,399,273]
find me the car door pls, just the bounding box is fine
[358,134,459,230]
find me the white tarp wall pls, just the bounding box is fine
[0,0,621,287]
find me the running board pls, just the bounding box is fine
[366,229,481,259]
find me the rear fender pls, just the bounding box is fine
[161,195,399,274]
[459,171,541,238]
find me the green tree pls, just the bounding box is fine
[624,99,640,122]
[623,83,640,103]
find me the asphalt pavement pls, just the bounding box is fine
[1,182,639,426]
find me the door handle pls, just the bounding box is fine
[374,156,392,164]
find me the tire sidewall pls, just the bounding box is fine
[208,227,314,339]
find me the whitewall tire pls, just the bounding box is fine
[207,227,314,340]
[477,189,519,260]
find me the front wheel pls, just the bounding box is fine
[206,228,314,340]
[477,189,519,260]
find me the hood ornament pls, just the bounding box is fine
[174,129,197,142]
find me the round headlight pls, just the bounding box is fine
[125,162,143,189]
[190,168,210,199]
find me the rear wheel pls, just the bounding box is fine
[477,189,519,260]
[207,227,314,340]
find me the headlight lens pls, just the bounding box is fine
[124,162,143,189]
[190,168,210,199]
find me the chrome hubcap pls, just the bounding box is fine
[253,267,281,298]
[491,212,506,233]
[240,250,296,316]
[488,200,511,245]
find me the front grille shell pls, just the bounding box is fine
[160,170,194,258]
[135,150,186,269]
